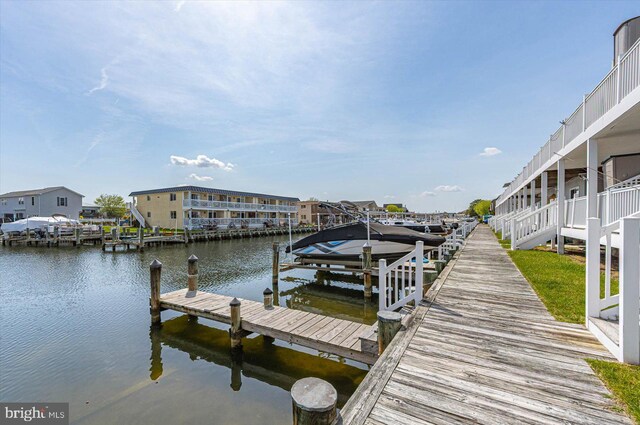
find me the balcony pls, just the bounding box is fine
[497,38,640,207]
[182,199,297,213]
[185,217,299,229]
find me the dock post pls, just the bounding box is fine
[272,242,280,285]
[362,244,373,299]
[187,255,198,292]
[138,227,145,251]
[150,259,162,325]
[432,260,445,275]
[230,298,242,349]
[377,311,402,354]
[263,288,273,308]
[291,377,337,425]
[75,227,81,247]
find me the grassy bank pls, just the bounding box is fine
[493,230,639,423]
[588,360,640,423]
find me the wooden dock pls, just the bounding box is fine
[158,288,379,364]
[337,225,632,425]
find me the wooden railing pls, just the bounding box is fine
[378,242,424,311]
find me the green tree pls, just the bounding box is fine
[473,200,492,217]
[95,194,127,218]
[466,199,482,217]
[386,204,401,213]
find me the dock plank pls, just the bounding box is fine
[337,225,631,425]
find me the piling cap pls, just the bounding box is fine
[188,254,198,263]
[377,311,402,323]
[291,378,337,412]
[229,297,241,307]
[150,259,162,269]
[263,288,273,295]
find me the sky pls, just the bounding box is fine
[0,1,637,212]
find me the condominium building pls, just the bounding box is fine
[0,186,84,221]
[129,186,299,229]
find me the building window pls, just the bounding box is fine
[31,197,35,206]
[147,212,151,218]
[170,211,177,219]
[18,197,24,205]
[208,195,213,201]
[301,205,306,209]
[146,196,151,201]
[191,193,199,200]
[170,193,177,201]
[56,197,67,207]
[208,211,213,218]
[0,198,6,205]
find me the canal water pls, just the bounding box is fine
[0,236,378,424]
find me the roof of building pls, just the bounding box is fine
[347,200,379,208]
[129,185,300,202]
[0,186,84,198]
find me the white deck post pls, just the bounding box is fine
[557,159,565,254]
[541,172,548,206]
[510,218,516,250]
[531,179,536,210]
[415,241,424,304]
[378,259,387,311]
[586,139,598,220]
[619,217,640,364]
[585,217,600,324]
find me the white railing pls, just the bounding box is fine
[185,217,299,229]
[503,208,536,239]
[511,201,557,249]
[496,38,640,207]
[587,217,640,364]
[378,241,424,311]
[130,205,145,227]
[183,199,297,212]
[564,196,587,228]
[599,183,640,227]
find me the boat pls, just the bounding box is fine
[286,221,445,262]
[379,219,449,235]
[0,215,80,236]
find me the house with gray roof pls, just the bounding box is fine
[0,186,84,221]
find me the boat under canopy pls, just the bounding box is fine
[0,216,80,233]
[287,222,445,261]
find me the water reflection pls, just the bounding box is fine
[149,316,365,406]
[280,271,378,324]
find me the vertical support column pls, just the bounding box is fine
[415,241,424,303]
[585,217,601,326]
[530,179,536,210]
[586,138,598,220]
[291,378,337,425]
[230,298,242,349]
[557,159,566,254]
[263,288,273,308]
[187,255,198,292]
[619,218,640,364]
[272,242,279,285]
[138,226,144,251]
[362,244,372,299]
[377,311,402,354]
[510,218,516,251]
[150,259,162,325]
[541,172,548,206]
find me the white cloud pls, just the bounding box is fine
[435,185,463,192]
[420,191,436,197]
[170,154,234,171]
[188,173,213,181]
[174,1,186,12]
[384,195,395,199]
[87,67,109,95]
[479,147,502,157]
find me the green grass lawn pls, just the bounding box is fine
[587,359,640,423]
[492,229,636,423]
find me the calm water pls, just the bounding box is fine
[0,236,378,424]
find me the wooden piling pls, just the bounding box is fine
[272,242,280,285]
[432,260,445,274]
[362,244,373,299]
[263,288,273,308]
[75,227,81,247]
[377,311,402,354]
[138,227,145,251]
[229,298,242,349]
[150,259,162,325]
[187,255,198,292]
[291,377,337,425]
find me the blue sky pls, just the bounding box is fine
[1,1,637,212]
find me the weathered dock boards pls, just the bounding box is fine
[338,225,632,425]
[159,288,378,365]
